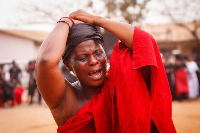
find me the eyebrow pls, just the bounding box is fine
[76,47,103,55]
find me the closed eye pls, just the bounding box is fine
[95,51,103,56]
[77,55,88,61]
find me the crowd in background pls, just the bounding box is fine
[0,61,22,107]
[0,60,78,108]
[0,53,200,107]
[0,60,41,107]
[163,54,200,101]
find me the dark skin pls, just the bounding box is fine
[35,9,151,126]
[65,40,107,100]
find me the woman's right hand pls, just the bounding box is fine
[69,9,99,25]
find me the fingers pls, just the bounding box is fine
[69,12,76,19]
[69,9,96,25]
[69,9,85,19]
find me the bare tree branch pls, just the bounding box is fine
[87,0,151,25]
[160,0,200,53]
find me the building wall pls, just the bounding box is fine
[0,32,39,63]
[158,40,198,55]
[0,32,40,89]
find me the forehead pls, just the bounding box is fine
[73,40,104,54]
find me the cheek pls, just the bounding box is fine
[100,56,107,66]
[72,62,87,76]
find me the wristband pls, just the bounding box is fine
[57,20,71,28]
[60,17,75,26]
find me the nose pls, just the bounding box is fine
[88,55,99,66]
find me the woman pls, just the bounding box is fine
[35,9,176,132]
[163,55,175,100]
[186,56,199,99]
[174,55,189,100]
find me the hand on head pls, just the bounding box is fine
[70,9,98,25]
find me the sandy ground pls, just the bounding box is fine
[172,98,200,133]
[0,98,200,133]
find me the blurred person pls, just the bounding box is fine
[1,75,16,107]
[9,60,21,82]
[0,64,5,76]
[61,65,77,83]
[0,64,5,107]
[35,10,176,132]
[27,61,42,104]
[194,56,200,96]
[0,64,5,89]
[164,55,175,100]
[174,54,189,101]
[13,81,24,105]
[186,56,200,99]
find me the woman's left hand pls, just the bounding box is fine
[69,9,99,25]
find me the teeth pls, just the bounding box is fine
[93,72,100,77]
[88,70,101,77]
[90,70,98,74]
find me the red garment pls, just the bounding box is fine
[57,27,176,133]
[13,87,24,105]
[174,68,189,97]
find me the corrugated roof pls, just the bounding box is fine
[0,29,49,43]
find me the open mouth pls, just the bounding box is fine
[88,69,102,80]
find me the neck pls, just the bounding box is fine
[78,82,101,100]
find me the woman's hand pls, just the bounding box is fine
[70,9,134,49]
[69,9,99,25]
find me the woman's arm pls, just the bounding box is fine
[35,18,73,109]
[69,9,134,49]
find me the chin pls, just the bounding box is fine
[83,76,105,90]
[95,79,105,87]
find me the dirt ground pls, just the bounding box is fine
[172,98,200,133]
[0,98,200,133]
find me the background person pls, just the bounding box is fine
[27,61,41,104]
[13,81,24,105]
[164,55,176,100]
[174,54,189,101]
[9,60,21,82]
[186,56,200,99]
[1,75,16,107]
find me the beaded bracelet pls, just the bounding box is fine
[57,20,71,29]
[60,17,75,26]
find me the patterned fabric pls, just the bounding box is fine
[57,27,176,133]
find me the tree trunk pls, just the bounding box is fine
[193,32,200,56]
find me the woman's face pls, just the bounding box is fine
[67,40,107,89]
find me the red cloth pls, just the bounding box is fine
[57,27,176,133]
[174,68,189,97]
[13,87,24,105]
